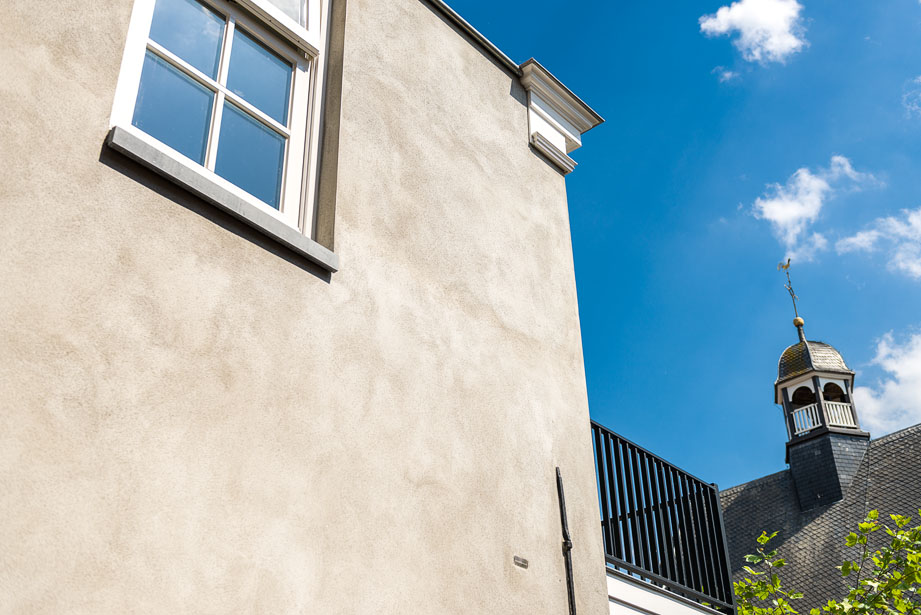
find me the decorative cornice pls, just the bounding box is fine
[530,132,577,174]
[519,59,603,174]
[520,59,603,133]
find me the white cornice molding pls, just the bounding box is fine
[520,59,603,134]
[530,132,576,174]
[519,59,603,174]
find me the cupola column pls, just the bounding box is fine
[813,374,829,429]
[781,387,795,440]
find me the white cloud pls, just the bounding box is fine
[836,229,881,253]
[700,0,807,64]
[902,76,921,118]
[853,329,921,435]
[753,156,875,261]
[836,208,921,278]
[712,66,740,82]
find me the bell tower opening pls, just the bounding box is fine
[823,382,846,403]
[790,386,816,409]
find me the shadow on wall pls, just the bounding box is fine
[98,142,333,283]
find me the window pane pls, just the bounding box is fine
[132,51,214,164]
[266,0,305,26]
[149,0,224,79]
[215,103,286,209]
[226,29,292,125]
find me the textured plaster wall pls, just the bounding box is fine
[0,0,608,612]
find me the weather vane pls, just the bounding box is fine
[777,258,800,319]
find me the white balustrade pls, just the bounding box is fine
[825,401,858,428]
[791,403,821,436]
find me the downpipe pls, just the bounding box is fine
[556,467,577,615]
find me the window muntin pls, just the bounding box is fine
[131,0,302,214]
[111,0,322,234]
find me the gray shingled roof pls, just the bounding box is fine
[777,340,853,384]
[720,424,921,613]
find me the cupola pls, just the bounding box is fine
[774,317,861,439]
[773,265,870,511]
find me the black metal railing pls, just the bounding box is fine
[592,421,735,612]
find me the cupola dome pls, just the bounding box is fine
[777,339,851,385]
[774,317,854,398]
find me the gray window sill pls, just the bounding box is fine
[106,126,339,272]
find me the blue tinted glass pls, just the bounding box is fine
[133,51,214,164]
[149,0,224,78]
[268,0,305,26]
[226,29,292,124]
[215,103,286,209]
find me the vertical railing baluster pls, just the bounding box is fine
[706,485,730,605]
[693,479,717,599]
[604,432,624,560]
[703,485,725,603]
[624,444,642,570]
[712,482,737,611]
[593,426,614,558]
[672,471,689,588]
[663,464,687,588]
[629,445,652,574]
[612,436,631,565]
[682,472,705,594]
[641,452,662,578]
[649,458,672,583]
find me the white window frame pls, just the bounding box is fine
[109,0,337,270]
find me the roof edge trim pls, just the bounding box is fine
[423,0,521,75]
[775,369,856,387]
[422,2,604,130]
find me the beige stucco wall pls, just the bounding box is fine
[0,0,609,612]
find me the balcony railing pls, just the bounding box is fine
[825,401,857,428]
[592,421,735,613]
[790,401,858,437]
[791,403,821,436]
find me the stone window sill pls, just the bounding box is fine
[106,126,339,272]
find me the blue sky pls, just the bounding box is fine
[447,0,921,488]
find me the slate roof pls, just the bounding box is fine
[777,340,852,384]
[719,424,921,613]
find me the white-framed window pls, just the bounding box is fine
[110,0,333,256]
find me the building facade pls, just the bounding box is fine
[1,0,739,613]
[0,0,616,611]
